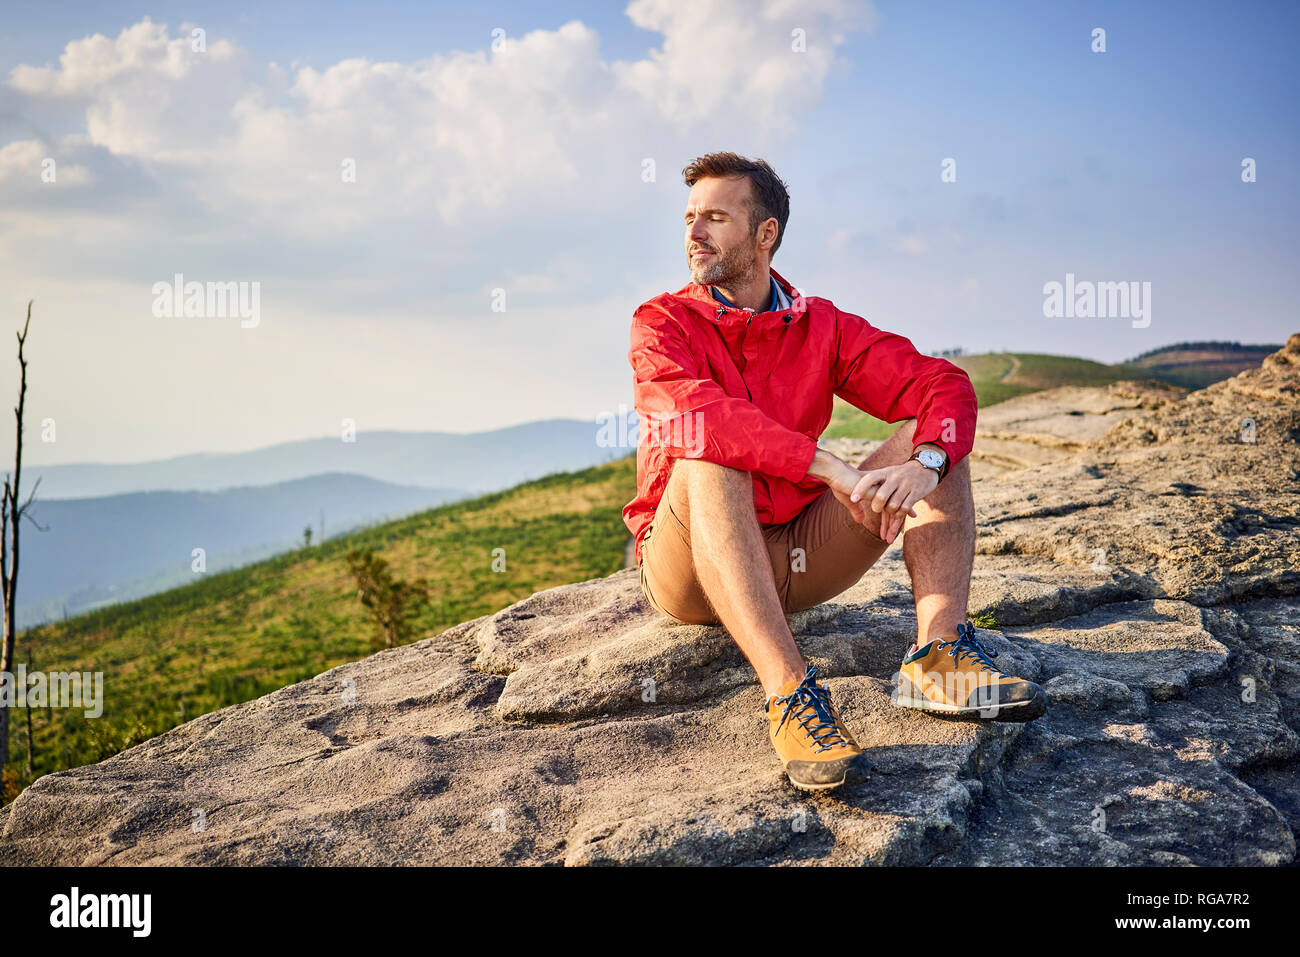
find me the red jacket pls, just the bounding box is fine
[623,267,977,565]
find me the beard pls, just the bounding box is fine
[688,239,759,288]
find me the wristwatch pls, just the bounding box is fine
[908,446,949,482]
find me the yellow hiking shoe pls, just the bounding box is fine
[893,621,1047,722]
[765,665,863,791]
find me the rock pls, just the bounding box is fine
[1004,599,1230,700]
[1043,673,1149,719]
[2,337,1298,866]
[969,380,1186,476]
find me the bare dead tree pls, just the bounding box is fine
[1,302,48,782]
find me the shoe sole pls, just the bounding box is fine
[785,769,847,790]
[783,756,859,791]
[892,694,1047,722]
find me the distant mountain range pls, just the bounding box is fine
[14,416,635,628]
[25,418,629,501]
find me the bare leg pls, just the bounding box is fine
[903,453,974,644]
[855,420,976,645]
[669,458,808,697]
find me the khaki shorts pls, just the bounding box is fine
[638,482,891,626]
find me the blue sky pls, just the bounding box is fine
[0,0,1295,464]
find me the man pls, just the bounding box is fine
[624,152,1047,792]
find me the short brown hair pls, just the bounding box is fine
[682,152,791,257]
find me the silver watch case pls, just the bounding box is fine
[913,448,946,473]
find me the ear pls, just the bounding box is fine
[757,217,778,252]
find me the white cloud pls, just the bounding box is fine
[4,5,873,238]
[614,0,872,129]
[8,19,233,96]
[0,138,90,185]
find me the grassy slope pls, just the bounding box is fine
[4,456,636,795]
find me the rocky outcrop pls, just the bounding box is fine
[2,336,1297,866]
[969,380,1187,475]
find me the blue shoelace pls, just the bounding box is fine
[771,665,851,753]
[935,621,1005,676]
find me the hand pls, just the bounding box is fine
[807,449,939,545]
[847,460,939,543]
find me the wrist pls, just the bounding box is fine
[807,447,844,483]
[906,458,941,485]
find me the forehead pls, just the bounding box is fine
[685,175,754,212]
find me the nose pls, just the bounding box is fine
[688,218,710,246]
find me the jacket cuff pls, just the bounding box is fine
[777,433,820,483]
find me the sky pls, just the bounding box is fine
[0,0,1296,466]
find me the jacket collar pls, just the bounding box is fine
[670,267,803,322]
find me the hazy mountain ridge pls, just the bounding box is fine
[13,416,632,626]
[25,418,625,500]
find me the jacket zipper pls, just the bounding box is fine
[716,303,753,401]
[739,309,754,401]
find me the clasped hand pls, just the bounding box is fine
[829,460,939,545]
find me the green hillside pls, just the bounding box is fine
[3,456,637,802]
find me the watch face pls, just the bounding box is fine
[917,449,945,469]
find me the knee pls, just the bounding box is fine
[663,457,750,527]
[670,456,749,490]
